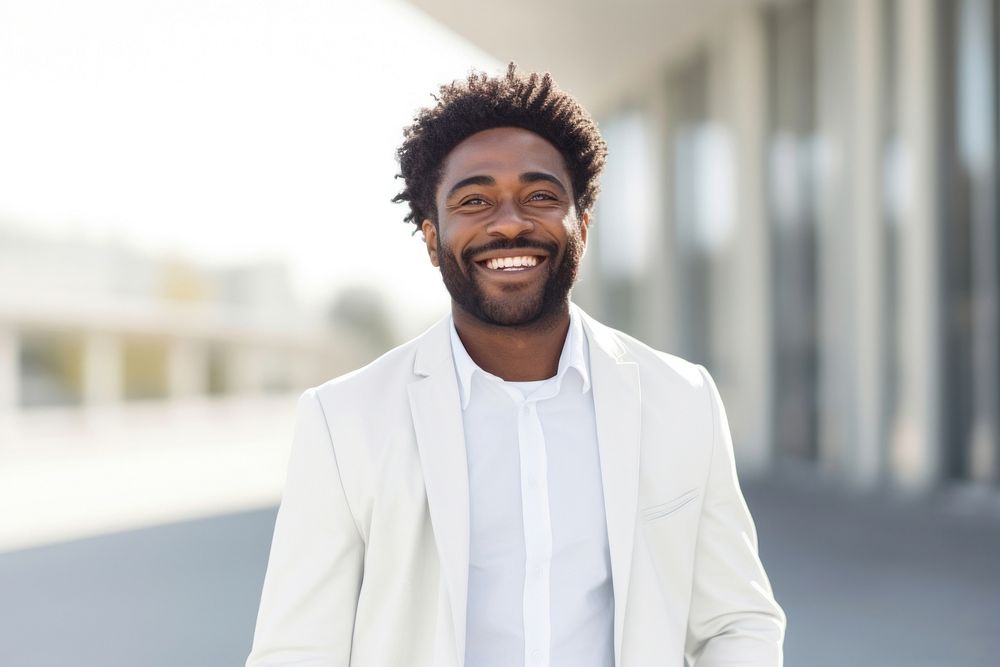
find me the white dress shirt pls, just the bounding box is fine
[449,309,614,667]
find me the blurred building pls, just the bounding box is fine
[411,0,999,493]
[0,223,355,415]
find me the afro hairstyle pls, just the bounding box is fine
[392,63,608,233]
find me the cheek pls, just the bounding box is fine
[556,216,583,244]
[437,226,470,258]
[564,226,586,260]
[557,210,581,234]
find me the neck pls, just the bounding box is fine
[452,302,571,381]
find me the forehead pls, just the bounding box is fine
[437,127,569,193]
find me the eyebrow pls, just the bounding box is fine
[445,175,495,200]
[444,171,568,200]
[520,171,567,194]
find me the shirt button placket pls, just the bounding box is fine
[518,399,551,667]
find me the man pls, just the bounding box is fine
[247,64,785,667]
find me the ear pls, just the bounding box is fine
[421,219,439,267]
[579,210,590,249]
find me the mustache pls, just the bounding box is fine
[460,238,558,264]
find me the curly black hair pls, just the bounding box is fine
[393,63,608,233]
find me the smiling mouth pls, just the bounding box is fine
[477,255,545,272]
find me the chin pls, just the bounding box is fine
[477,302,545,327]
[474,290,569,328]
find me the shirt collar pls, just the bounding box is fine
[449,307,592,409]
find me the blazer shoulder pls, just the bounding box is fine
[310,316,445,402]
[584,314,707,389]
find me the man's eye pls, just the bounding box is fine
[461,197,488,206]
[528,192,557,202]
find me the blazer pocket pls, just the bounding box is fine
[640,488,699,522]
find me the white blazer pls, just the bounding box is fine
[246,307,785,667]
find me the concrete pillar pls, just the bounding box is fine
[812,0,888,488]
[814,0,856,479]
[0,326,19,412]
[620,68,683,357]
[167,338,209,399]
[588,110,659,337]
[848,0,887,488]
[82,331,123,405]
[890,0,943,491]
[224,344,264,396]
[636,86,676,354]
[708,9,773,475]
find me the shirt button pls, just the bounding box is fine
[530,648,544,662]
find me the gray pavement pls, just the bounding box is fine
[744,474,1000,667]
[0,509,273,667]
[1,475,998,666]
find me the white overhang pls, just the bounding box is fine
[404,0,769,114]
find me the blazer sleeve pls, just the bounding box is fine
[684,366,786,666]
[246,388,365,667]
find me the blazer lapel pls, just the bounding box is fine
[407,318,470,667]
[582,310,642,667]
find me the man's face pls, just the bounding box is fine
[421,127,589,328]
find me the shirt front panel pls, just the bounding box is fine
[451,313,614,667]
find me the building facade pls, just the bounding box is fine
[0,223,358,416]
[411,0,999,493]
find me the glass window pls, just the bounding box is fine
[939,0,1000,483]
[20,331,84,407]
[666,53,713,367]
[766,0,820,460]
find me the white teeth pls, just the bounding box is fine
[485,256,539,270]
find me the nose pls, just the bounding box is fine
[487,198,533,238]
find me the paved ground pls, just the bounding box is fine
[0,509,272,667]
[0,474,998,667]
[745,474,1000,666]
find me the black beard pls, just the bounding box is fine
[436,230,584,328]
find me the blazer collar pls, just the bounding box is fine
[409,306,641,667]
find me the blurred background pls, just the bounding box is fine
[0,0,998,665]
